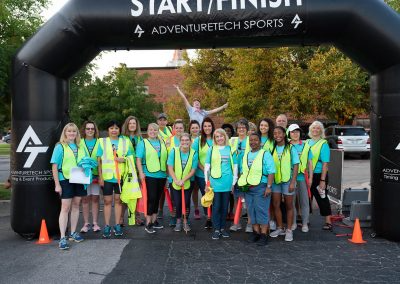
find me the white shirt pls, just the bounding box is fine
[186,106,209,125]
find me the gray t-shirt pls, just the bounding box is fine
[187,106,209,125]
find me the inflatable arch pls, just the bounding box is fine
[11,0,400,240]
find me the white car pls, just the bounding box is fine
[325,126,370,158]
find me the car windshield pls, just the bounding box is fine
[337,128,367,136]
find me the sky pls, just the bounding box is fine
[41,0,180,78]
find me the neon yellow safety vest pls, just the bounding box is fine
[238,149,266,187]
[80,139,100,176]
[167,136,180,153]
[143,138,167,173]
[295,141,310,174]
[126,135,141,157]
[272,145,292,184]
[172,147,195,190]
[100,137,128,180]
[121,155,142,202]
[60,143,86,179]
[158,126,172,141]
[305,139,327,170]
[230,136,250,154]
[262,138,274,153]
[198,137,212,167]
[210,146,234,179]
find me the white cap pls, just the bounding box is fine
[288,124,301,132]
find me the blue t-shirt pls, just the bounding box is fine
[274,145,300,183]
[126,135,141,159]
[192,137,213,178]
[50,143,78,181]
[291,142,313,181]
[97,138,133,183]
[136,139,167,179]
[205,146,238,192]
[240,150,276,184]
[167,148,199,183]
[82,138,99,176]
[308,140,330,173]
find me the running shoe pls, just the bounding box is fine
[153,220,164,229]
[114,224,123,236]
[285,229,294,242]
[157,210,163,219]
[220,229,230,238]
[269,220,277,231]
[301,224,309,233]
[92,223,101,232]
[145,223,156,234]
[169,217,177,227]
[291,222,297,231]
[248,232,260,243]
[102,225,112,238]
[269,228,285,238]
[194,209,201,220]
[256,234,268,246]
[174,222,182,232]
[69,232,84,243]
[230,223,242,231]
[80,223,91,233]
[183,222,191,232]
[212,230,221,240]
[245,223,253,233]
[59,237,69,250]
[204,219,213,229]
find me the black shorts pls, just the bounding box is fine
[103,181,122,196]
[60,180,87,199]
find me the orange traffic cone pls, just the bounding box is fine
[348,218,366,244]
[36,219,51,244]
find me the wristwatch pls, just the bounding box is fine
[267,184,272,189]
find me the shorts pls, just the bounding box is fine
[103,181,122,196]
[60,180,87,199]
[87,183,101,196]
[272,181,295,196]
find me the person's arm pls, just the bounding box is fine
[319,162,329,190]
[52,163,62,195]
[97,157,104,187]
[289,164,299,192]
[183,169,196,184]
[307,159,314,186]
[206,102,228,115]
[174,84,191,109]
[264,173,274,197]
[231,164,238,193]
[136,157,146,181]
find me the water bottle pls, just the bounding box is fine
[317,185,326,199]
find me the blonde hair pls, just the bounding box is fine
[213,128,229,146]
[147,122,159,132]
[59,123,81,145]
[122,116,142,137]
[248,122,257,134]
[308,121,325,139]
[179,132,191,142]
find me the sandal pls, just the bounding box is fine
[322,223,333,230]
[92,223,101,232]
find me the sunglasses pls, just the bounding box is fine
[85,128,95,131]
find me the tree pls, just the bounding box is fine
[0,0,49,132]
[386,0,400,12]
[70,64,162,130]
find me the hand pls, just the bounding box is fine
[289,181,296,193]
[98,178,104,187]
[139,172,146,181]
[308,177,313,187]
[223,102,229,109]
[231,185,235,193]
[173,84,180,91]
[319,180,326,191]
[55,184,62,196]
[115,157,125,163]
[264,188,271,197]
[205,185,210,193]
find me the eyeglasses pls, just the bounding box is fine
[85,128,95,131]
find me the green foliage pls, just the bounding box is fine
[70,64,162,130]
[0,0,49,131]
[0,144,10,156]
[0,184,11,200]
[386,0,400,12]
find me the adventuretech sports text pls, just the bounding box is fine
[130,0,303,17]
[151,19,284,35]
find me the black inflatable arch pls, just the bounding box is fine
[11,0,400,240]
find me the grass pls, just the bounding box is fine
[0,184,11,200]
[0,144,10,156]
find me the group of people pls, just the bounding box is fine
[51,86,332,250]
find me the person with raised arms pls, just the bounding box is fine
[205,128,238,240]
[51,123,88,250]
[136,123,168,234]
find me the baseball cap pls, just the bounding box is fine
[157,113,168,120]
[288,124,301,132]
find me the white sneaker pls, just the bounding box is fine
[291,222,297,231]
[285,229,293,242]
[229,224,242,231]
[301,224,309,233]
[269,220,277,231]
[269,228,285,238]
[245,223,253,233]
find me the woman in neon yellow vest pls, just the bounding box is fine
[205,128,238,240]
[269,126,299,242]
[288,124,313,233]
[189,120,201,220]
[136,123,168,234]
[239,133,275,246]
[97,121,133,238]
[192,117,215,229]
[79,121,101,234]
[51,123,87,250]
[306,121,332,230]
[121,116,143,226]
[257,118,275,154]
[167,133,199,232]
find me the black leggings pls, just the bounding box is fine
[146,177,166,215]
[310,173,332,216]
[170,183,193,218]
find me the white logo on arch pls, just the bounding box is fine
[396,143,400,150]
[16,126,48,168]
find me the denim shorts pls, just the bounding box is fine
[245,183,271,225]
[272,182,295,196]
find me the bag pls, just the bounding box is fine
[201,187,214,207]
[69,167,90,184]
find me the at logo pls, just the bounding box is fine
[16,126,48,168]
[291,14,302,29]
[134,24,144,38]
[396,142,400,150]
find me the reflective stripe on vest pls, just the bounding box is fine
[172,147,195,190]
[198,137,211,167]
[80,139,99,176]
[238,149,266,187]
[272,145,292,184]
[61,143,86,179]
[210,146,234,179]
[143,138,167,173]
[159,126,172,141]
[305,139,327,170]
[101,137,127,180]
[230,136,250,154]
[121,156,142,200]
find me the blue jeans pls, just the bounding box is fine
[195,176,208,215]
[212,191,231,231]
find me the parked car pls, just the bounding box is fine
[2,134,11,143]
[325,125,370,158]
